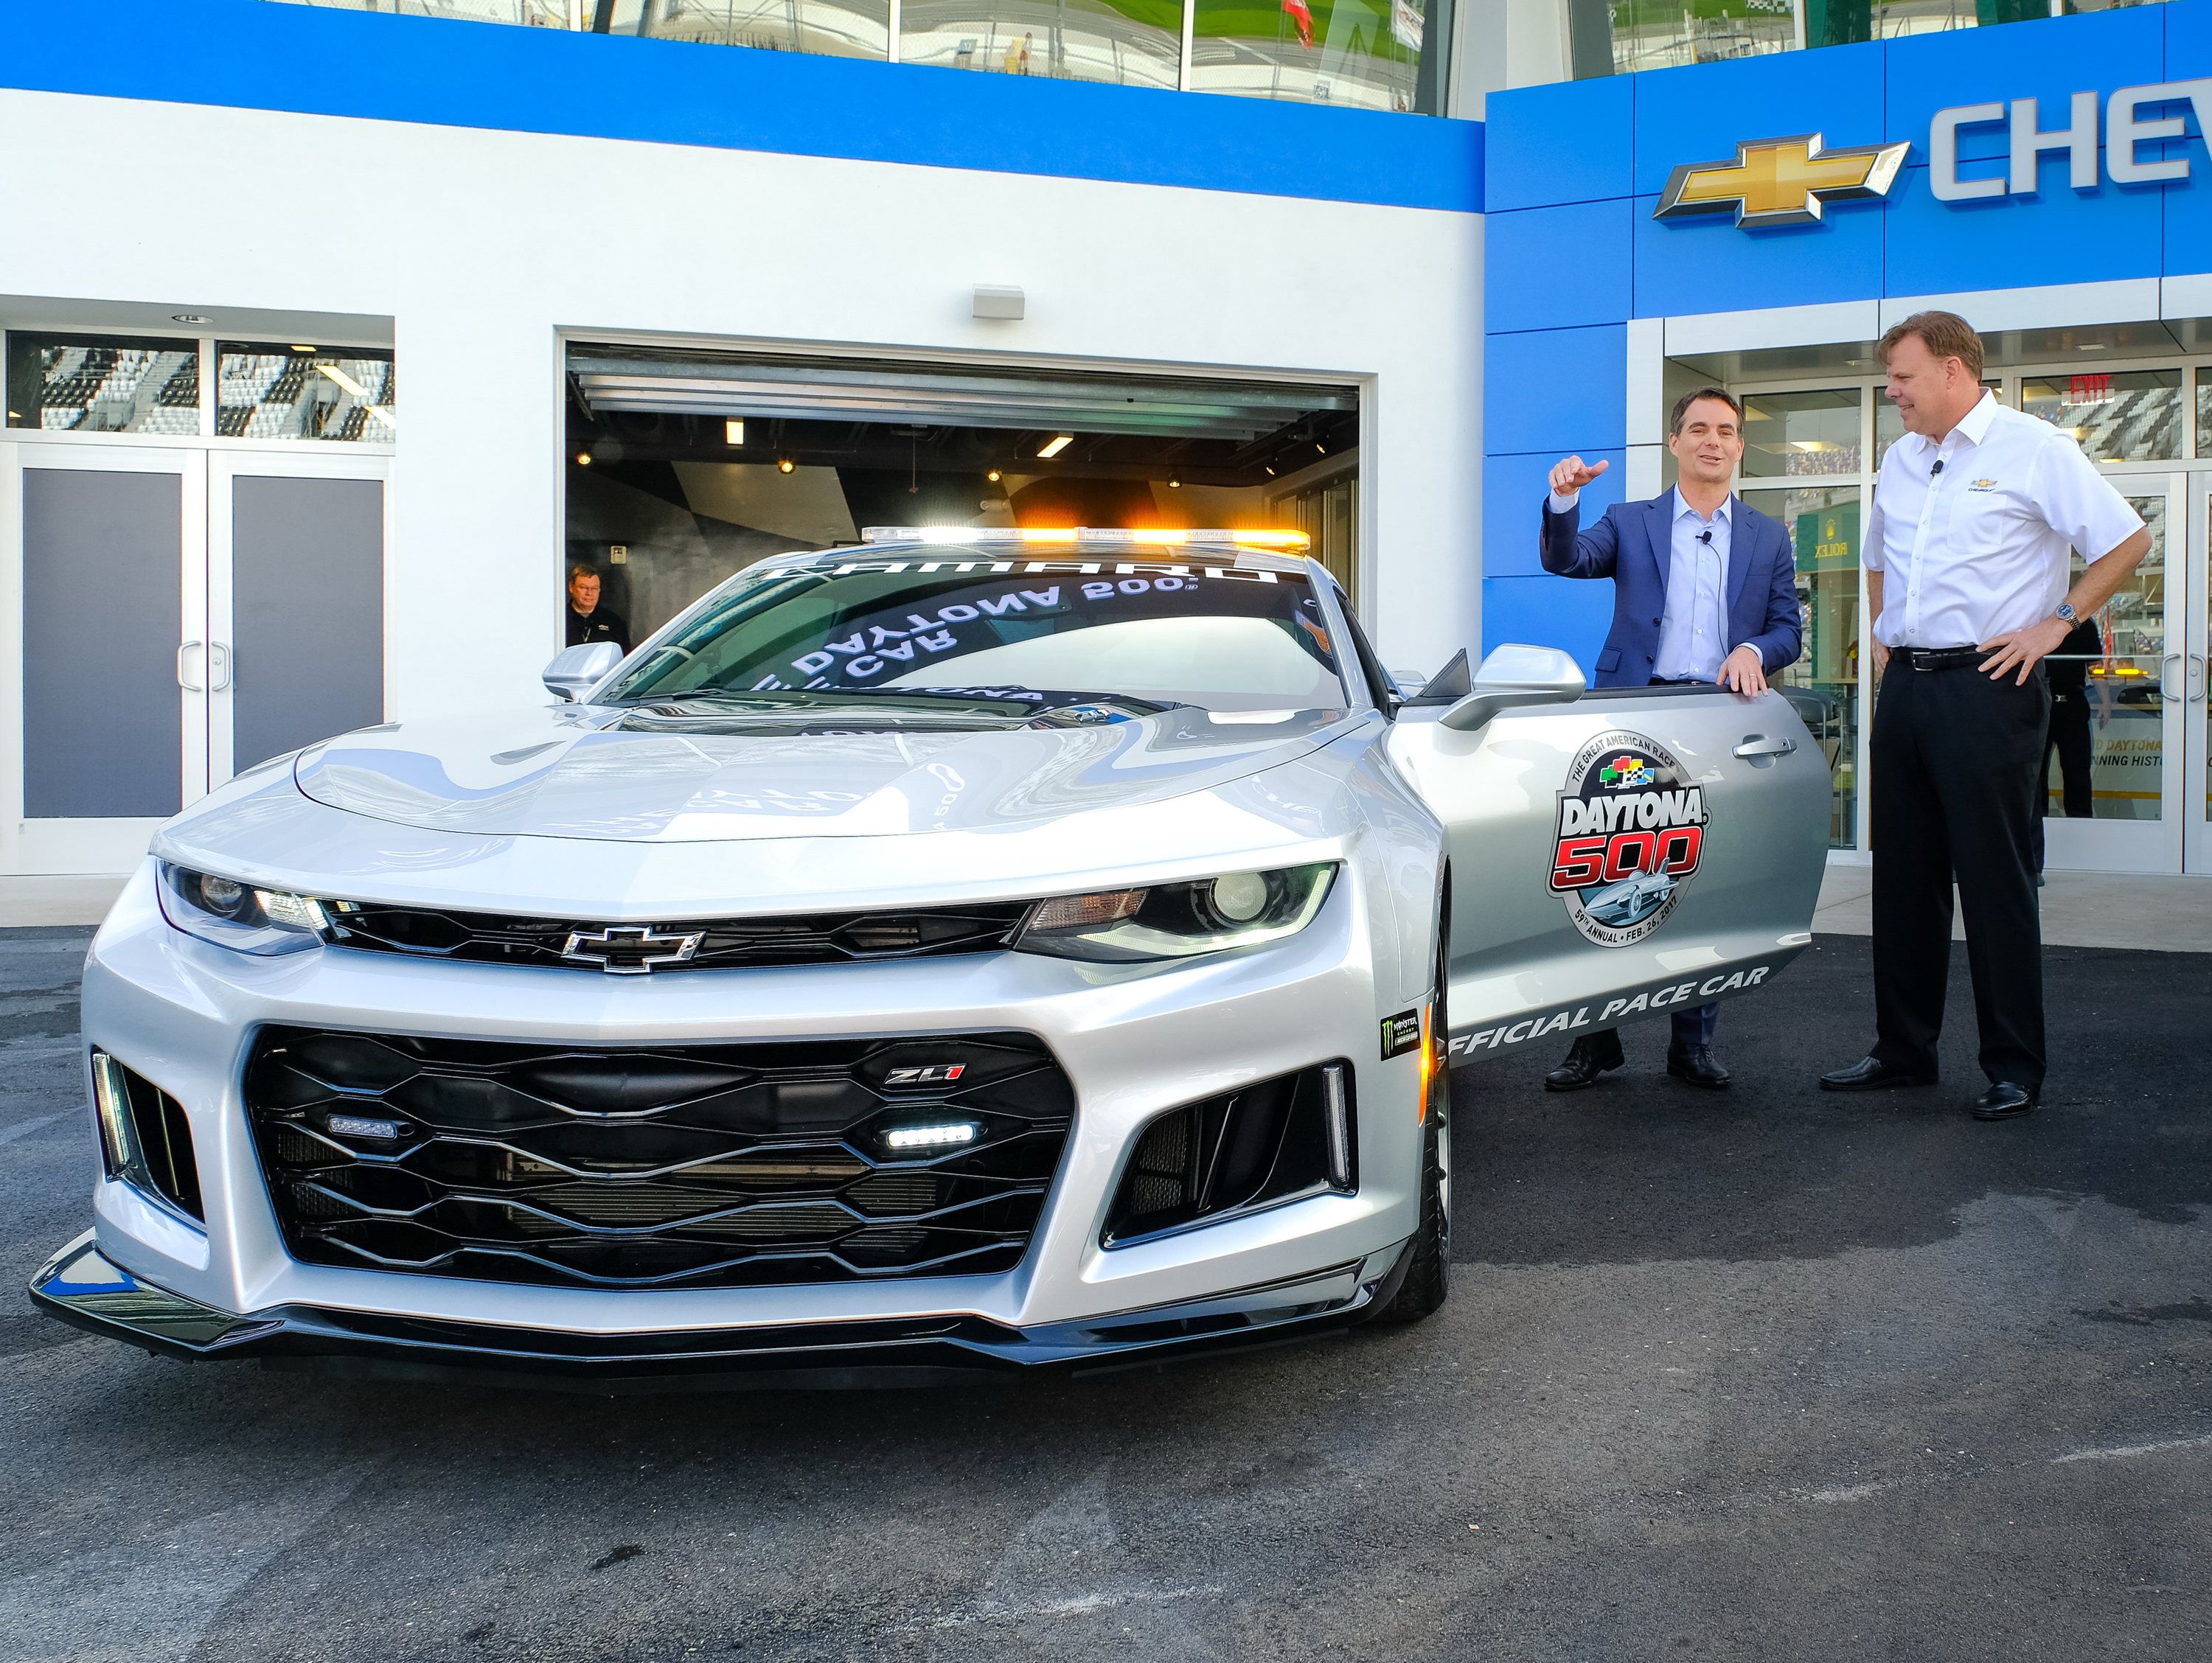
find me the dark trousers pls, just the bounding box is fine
[1578,1002,1718,1061]
[1870,658,2050,1089]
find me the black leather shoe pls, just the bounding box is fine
[1545,1032,1624,1092]
[1666,1045,1730,1089]
[1972,1081,2037,1120]
[1820,1056,1938,1092]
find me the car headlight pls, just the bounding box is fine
[1014,863,1336,963]
[156,862,330,956]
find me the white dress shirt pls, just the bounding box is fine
[1864,391,2143,649]
[1548,484,1733,681]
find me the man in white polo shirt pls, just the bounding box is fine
[1820,312,2150,1120]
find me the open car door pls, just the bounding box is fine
[1386,646,1829,1064]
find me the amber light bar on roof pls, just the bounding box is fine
[859,526,1311,551]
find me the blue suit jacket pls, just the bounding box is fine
[1540,491,1802,689]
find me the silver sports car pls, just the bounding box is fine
[32,529,1829,1384]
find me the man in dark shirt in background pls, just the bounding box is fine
[566,562,630,655]
[2035,614,2104,876]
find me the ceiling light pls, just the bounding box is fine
[1265,466,1276,476]
[576,451,592,466]
[291,344,319,354]
[318,363,368,398]
[987,469,1002,483]
[1037,434,1074,459]
[777,458,796,473]
[170,313,211,324]
[1315,441,1327,453]
[725,419,745,445]
[1167,478,1181,488]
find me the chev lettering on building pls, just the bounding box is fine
[1930,80,2212,201]
[1448,961,1777,1058]
[1656,81,2212,226]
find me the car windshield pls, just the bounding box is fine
[597,552,1348,714]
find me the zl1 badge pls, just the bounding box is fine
[1549,729,1708,948]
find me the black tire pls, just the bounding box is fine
[1368,921,1451,1325]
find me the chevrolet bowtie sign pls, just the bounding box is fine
[1657,80,2212,231]
[1655,134,1910,228]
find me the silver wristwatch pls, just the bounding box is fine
[2055,602,2079,625]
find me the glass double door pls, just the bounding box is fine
[2037,475,2212,876]
[6,443,387,873]
[2189,483,2212,876]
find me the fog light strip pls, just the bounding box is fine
[89,1052,139,1176]
[1322,1064,1352,1190]
[884,1121,980,1151]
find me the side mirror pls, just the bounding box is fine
[1439,644,1587,733]
[542,640,623,703]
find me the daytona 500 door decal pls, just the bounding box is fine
[1550,729,1708,949]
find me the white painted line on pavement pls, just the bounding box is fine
[2051,1433,2212,1465]
[0,1109,69,1148]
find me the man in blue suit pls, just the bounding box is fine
[1538,386,1804,1093]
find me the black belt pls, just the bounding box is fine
[1890,645,1983,672]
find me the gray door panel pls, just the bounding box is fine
[22,468,183,817]
[231,475,383,771]
[1388,685,1828,1059]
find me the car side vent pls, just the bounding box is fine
[1103,1061,1353,1247]
[90,1052,204,1222]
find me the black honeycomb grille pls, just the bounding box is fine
[244,1027,1074,1289]
[319,899,1031,972]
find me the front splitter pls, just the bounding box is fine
[27,1233,1411,1391]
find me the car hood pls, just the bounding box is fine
[290,702,1352,843]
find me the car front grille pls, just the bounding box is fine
[244,1027,1074,1289]
[318,899,1032,972]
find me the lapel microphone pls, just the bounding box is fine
[1930,459,1945,475]
[1697,529,1714,546]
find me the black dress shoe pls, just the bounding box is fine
[1666,1045,1730,1089]
[1819,1056,1939,1092]
[1545,1031,1624,1092]
[1972,1081,2037,1120]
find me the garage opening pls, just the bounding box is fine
[561,343,1359,646]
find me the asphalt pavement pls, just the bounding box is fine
[3,929,2208,1662]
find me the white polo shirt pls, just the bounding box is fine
[1864,391,2143,649]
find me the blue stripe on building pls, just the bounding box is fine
[0,0,1484,213]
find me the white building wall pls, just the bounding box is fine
[0,87,1482,719]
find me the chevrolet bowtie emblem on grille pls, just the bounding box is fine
[560,924,704,973]
[1655,133,1911,229]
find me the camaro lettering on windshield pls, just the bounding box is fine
[780,586,1066,683]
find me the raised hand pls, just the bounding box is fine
[1548,456,1610,496]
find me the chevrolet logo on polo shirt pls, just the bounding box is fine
[1654,133,1911,229]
